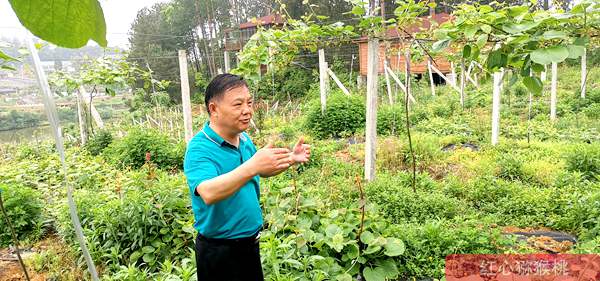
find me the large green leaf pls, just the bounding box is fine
[363,267,386,281]
[541,30,568,40]
[384,238,405,257]
[501,21,540,34]
[432,39,450,52]
[567,45,585,59]
[9,0,107,48]
[378,259,399,279]
[523,76,543,95]
[530,46,569,65]
[487,50,507,70]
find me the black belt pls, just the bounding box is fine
[197,231,261,245]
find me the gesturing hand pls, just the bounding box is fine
[291,137,311,164]
[248,140,291,176]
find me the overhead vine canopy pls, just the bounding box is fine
[232,17,356,83]
[431,1,599,93]
[234,0,598,94]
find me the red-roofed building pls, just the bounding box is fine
[224,14,285,52]
[355,13,453,76]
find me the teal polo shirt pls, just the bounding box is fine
[183,122,262,239]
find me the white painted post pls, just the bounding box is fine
[491,70,503,145]
[581,48,587,98]
[427,59,436,96]
[429,63,461,93]
[450,61,457,87]
[318,49,328,113]
[365,39,378,182]
[550,62,558,120]
[384,60,394,103]
[75,91,88,145]
[385,65,416,104]
[224,51,231,73]
[326,67,351,96]
[541,65,547,82]
[27,35,100,281]
[460,59,465,107]
[178,50,194,143]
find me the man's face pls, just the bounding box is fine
[210,85,254,134]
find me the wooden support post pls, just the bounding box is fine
[365,39,378,182]
[224,51,231,73]
[326,67,351,96]
[427,59,436,96]
[384,60,394,103]
[75,91,88,145]
[491,70,503,145]
[581,48,587,98]
[318,49,328,113]
[550,62,558,120]
[78,86,104,129]
[178,50,193,143]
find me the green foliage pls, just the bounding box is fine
[8,0,107,48]
[0,110,42,131]
[396,218,514,279]
[256,68,315,100]
[103,127,183,170]
[85,130,114,156]
[54,173,194,272]
[376,105,404,136]
[306,92,365,138]
[496,153,528,181]
[564,144,600,180]
[366,173,468,223]
[0,183,45,247]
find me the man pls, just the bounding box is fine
[183,73,311,281]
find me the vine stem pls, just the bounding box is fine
[356,175,366,243]
[0,190,31,281]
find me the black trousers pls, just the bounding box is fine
[195,233,264,281]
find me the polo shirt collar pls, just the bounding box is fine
[202,121,247,147]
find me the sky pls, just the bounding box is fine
[0,0,168,48]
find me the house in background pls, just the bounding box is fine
[224,14,285,52]
[222,14,285,71]
[355,13,454,83]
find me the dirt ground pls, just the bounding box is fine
[0,248,45,281]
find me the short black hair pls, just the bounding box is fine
[204,73,248,115]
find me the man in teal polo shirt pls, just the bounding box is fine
[184,74,310,281]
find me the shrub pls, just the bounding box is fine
[366,173,468,223]
[85,130,114,156]
[54,175,194,272]
[394,218,514,280]
[0,184,45,246]
[564,144,600,180]
[256,68,315,100]
[377,105,404,136]
[305,91,365,138]
[103,127,184,170]
[496,153,528,181]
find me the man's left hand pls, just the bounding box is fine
[291,137,311,164]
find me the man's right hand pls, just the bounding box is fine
[246,141,291,176]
